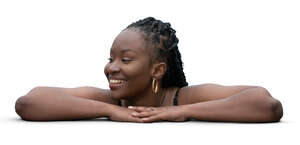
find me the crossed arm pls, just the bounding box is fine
[15,85,283,123]
[129,86,283,123]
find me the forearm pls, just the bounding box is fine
[15,89,113,121]
[183,87,282,122]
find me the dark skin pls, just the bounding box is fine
[15,29,283,123]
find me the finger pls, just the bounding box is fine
[128,106,149,112]
[141,114,162,123]
[131,112,140,117]
[132,110,156,118]
[134,118,144,123]
[146,107,156,111]
[129,116,143,123]
[128,106,135,109]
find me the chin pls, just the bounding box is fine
[109,90,127,100]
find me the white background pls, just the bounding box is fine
[0,0,299,144]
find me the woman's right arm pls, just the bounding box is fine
[14,86,141,122]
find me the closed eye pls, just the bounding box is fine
[107,57,133,63]
[122,58,132,63]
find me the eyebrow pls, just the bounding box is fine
[120,48,137,54]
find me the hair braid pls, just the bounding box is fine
[126,17,188,88]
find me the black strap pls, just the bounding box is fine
[173,88,181,106]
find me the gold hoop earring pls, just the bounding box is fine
[152,78,158,94]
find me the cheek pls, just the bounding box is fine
[124,61,150,80]
[123,62,151,90]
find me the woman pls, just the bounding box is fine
[15,17,283,123]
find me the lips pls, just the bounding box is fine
[109,79,127,90]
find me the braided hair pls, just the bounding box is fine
[126,17,188,88]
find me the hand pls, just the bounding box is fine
[108,105,143,123]
[128,106,189,123]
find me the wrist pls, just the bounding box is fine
[104,103,113,118]
[97,102,115,118]
[105,103,121,118]
[179,104,193,120]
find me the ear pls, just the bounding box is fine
[151,62,167,79]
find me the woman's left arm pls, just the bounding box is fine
[129,85,283,123]
[182,86,283,122]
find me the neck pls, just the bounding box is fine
[126,87,166,107]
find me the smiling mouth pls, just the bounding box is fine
[109,79,127,90]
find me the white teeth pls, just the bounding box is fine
[109,79,125,84]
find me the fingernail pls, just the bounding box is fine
[147,108,153,111]
[128,106,134,109]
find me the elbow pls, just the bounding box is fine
[269,99,283,122]
[15,96,34,121]
[254,87,283,122]
[15,87,49,121]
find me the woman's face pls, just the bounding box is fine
[104,29,153,100]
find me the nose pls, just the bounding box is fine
[106,60,121,74]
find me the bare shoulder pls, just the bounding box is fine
[178,83,258,105]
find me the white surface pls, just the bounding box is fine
[2,118,297,145]
[0,0,299,144]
